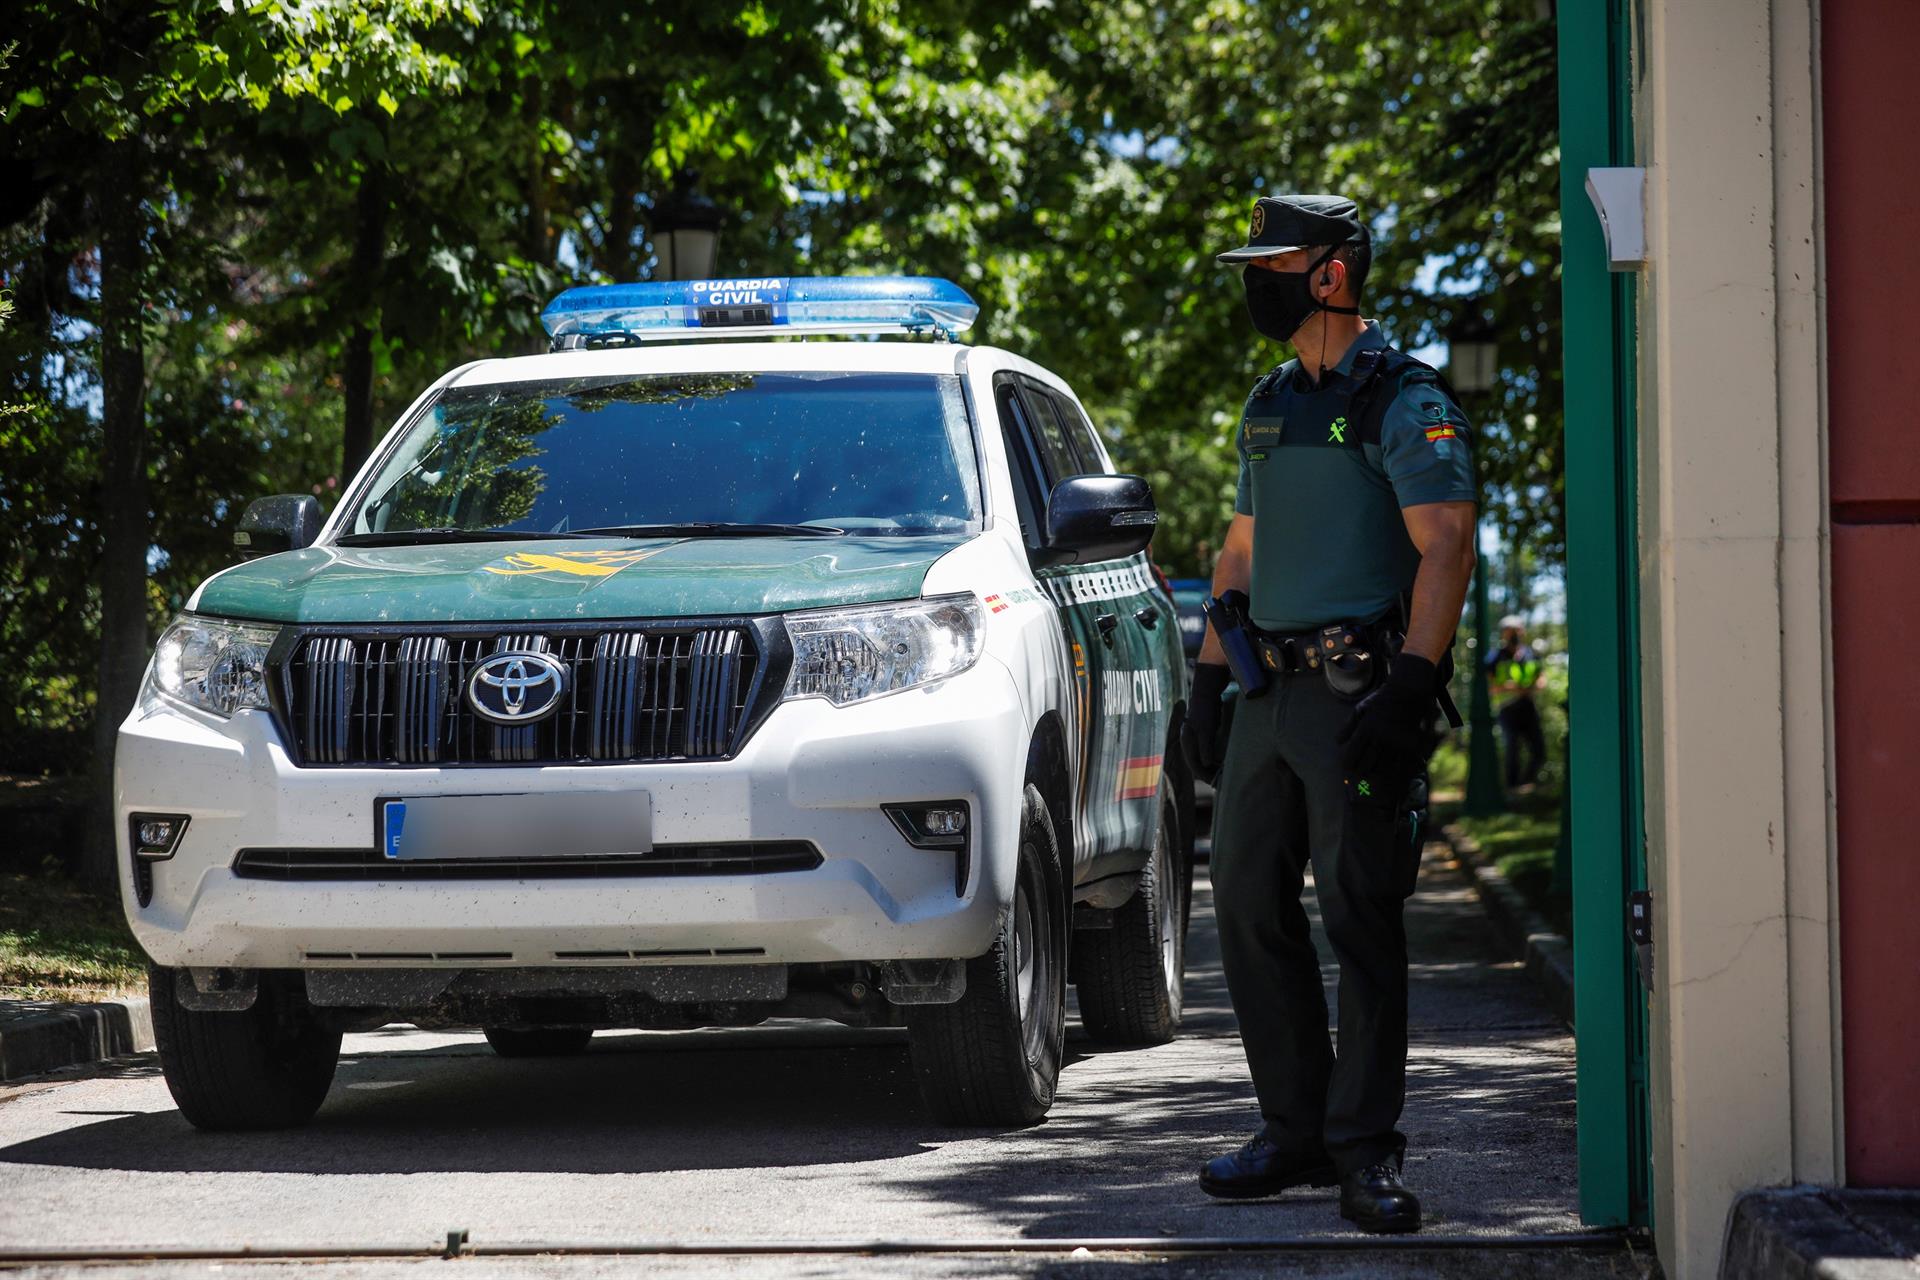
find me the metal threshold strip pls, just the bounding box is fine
[0,1230,1638,1264]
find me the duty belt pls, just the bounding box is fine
[1252,622,1376,676]
[1253,617,1466,727]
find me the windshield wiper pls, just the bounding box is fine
[565,522,847,538]
[334,528,601,547]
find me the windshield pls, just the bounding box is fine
[350,371,980,538]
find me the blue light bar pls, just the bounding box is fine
[541,276,980,347]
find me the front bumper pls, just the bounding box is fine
[116,659,1029,971]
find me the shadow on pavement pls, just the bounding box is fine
[0,850,1581,1244]
[2,1022,952,1174]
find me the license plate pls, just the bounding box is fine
[380,792,652,861]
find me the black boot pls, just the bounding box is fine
[1199,1128,1338,1200]
[1339,1162,1421,1233]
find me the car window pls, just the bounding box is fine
[1049,391,1109,475]
[353,371,981,537]
[1019,384,1083,486]
[996,382,1048,548]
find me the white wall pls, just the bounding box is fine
[1633,0,1840,1274]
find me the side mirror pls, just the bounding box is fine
[234,495,324,559]
[1041,474,1158,566]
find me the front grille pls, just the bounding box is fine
[233,842,822,881]
[281,626,760,767]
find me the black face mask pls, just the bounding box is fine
[1241,245,1359,343]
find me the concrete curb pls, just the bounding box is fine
[1439,822,1576,1029]
[1721,1187,1920,1279]
[0,997,154,1082]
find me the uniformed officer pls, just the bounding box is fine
[1183,193,1478,1233]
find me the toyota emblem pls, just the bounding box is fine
[467,651,567,724]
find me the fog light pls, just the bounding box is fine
[883,802,970,850]
[882,802,972,898]
[130,813,190,859]
[922,808,966,837]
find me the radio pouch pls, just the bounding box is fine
[1316,624,1380,701]
[1204,590,1270,699]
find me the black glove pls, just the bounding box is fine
[1336,653,1437,800]
[1180,663,1232,786]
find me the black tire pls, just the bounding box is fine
[906,783,1067,1126]
[483,1026,595,1058]
[149,966,341,1131]
[1074,779,1186,1045]
[1169,733,1197,934]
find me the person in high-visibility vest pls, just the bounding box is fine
[1486,615,1547,789]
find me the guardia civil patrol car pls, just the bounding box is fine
[118,276,1193,1130]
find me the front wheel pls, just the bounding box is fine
[1074,779,1186,1045]
[906,784,1067,1126]
[149,967,341,1131]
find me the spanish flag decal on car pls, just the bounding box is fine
[1115,754,1163,802]
[481,547,668,578]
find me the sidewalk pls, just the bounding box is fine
[0,996,152,1082]
[0,844,1644,1279]
[1142,837,1638,1271]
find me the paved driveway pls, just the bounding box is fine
[0,853,1646,1277]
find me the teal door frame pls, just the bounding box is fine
[1557,0,1654,1229]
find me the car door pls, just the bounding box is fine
[1041,386,1173,860]
[994,375,1130,871]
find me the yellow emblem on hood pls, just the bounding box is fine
[481,547,667,578]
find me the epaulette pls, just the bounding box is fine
[1249,360,1295,399]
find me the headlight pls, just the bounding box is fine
[145,616,280,717]
[783,594,983,706]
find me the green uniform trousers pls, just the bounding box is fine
[1210,669,1425,1175]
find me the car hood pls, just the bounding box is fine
[190,535,971,625]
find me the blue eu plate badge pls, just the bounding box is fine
[383,801,406,859]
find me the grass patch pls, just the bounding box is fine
[1429,738,1469,793]
[1433,788,1572,938]
[0,872,147,1002]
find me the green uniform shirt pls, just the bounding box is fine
[1233,323,1476,633]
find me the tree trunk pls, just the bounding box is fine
[602,92,654,282]
[606,160,637,282]
[85,138,152,893]
[340,165,389,480]
[524,79,550,268]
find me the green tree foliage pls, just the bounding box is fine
[1001,0,1563,574]
[1,1,1561,817]
[2,0,490,882]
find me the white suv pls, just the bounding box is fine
[119,276,1193,1129]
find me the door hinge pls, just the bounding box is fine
[1628,889,1654,993]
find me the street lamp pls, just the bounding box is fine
[1446,309,1499,395]
[649,175,722,282]
[1448,307,1506,818]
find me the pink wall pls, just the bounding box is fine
[1823,0,1920,1187]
